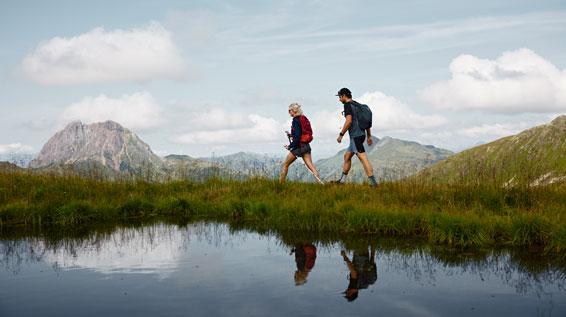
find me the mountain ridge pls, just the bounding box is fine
[419,115,566,185]
[306,136,453,183]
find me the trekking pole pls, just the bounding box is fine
[309,168,324,184]
[285,132,324,185]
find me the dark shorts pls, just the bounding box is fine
[347,135,366,153]
[291,143,312,158]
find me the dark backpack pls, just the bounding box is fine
[352,101,372,130]
[298,115,313,144]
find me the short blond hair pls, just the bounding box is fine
[288,102,303,116]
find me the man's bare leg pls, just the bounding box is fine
[356,152,374,176]
[337,151,355,183]
[356,152,377,186]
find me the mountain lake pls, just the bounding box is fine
[1,222,565,316]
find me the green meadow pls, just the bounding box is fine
[1,169,565,253]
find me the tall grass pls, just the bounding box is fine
[0,169,565,252]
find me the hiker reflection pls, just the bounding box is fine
[341,246,377,301]
[291,243,317,286]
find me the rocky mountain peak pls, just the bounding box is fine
[29,120,162,173]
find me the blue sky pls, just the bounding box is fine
[1,0,565,159]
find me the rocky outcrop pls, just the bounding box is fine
[30,121,164,175]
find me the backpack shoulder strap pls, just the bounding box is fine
[348,101,360,123]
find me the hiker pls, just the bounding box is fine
[291,243,317,286]
[335,88,378,186]
[280,103,322,183]
[341,246,377,301]
[341,250,360,302]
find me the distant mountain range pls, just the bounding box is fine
[419,115,566,186]
[0,153,34,168]
[162,154,238,181]
[2,115,566,185]
[7,120,455,183]
[199,152,285,178]
[305,136,453,183]
[10,116,564,186]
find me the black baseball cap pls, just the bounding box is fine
[336,88,352,96]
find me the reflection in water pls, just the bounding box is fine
[0,223,237,276]
[1,222,565,316]
[45,224,188,277]
[341,245,377,301]
[291,243,317,286]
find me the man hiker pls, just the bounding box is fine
[340,246,377,301]
[335,87,378,187]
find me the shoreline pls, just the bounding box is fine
[1,171,565,252]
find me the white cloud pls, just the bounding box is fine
[420,48,566,113]
[175,92,447,147]
[307,92,447,140]
[175,109,287,145]
[0,143,34,154]
[309,109,344,137]
[21,22,186,85]
[358,91,447,131]
[60,92,163,130]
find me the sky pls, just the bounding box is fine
[1,0,565,159]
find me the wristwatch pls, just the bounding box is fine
[339,132,344,137]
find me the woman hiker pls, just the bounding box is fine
[291,242,317,286]
[280,103,323,184]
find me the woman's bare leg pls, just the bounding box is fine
[301,153,322,183]
[279,152,297,183]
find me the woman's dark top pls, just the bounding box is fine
[289,116,302,150]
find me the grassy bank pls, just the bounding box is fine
[0,170,565,251]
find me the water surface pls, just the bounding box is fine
[1,222,565,316]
